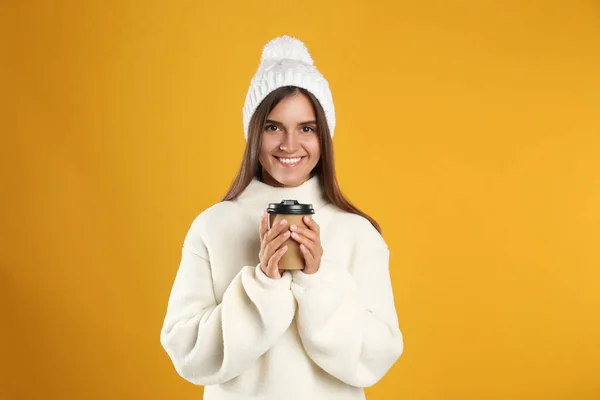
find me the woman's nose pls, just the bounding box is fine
[279,132,299,152]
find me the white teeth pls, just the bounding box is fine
[278,157,302,164]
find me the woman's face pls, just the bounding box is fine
[259,92,321,188]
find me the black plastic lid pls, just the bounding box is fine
[267,199,315,215]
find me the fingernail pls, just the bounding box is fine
[280,219,287,226]
[284,231,291,237]
[290,225,297,231]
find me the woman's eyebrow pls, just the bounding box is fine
[265,119,317,126]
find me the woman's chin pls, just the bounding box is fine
[272,173,309,188]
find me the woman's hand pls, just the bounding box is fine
[259,211,290,280]
[290,216,323,275]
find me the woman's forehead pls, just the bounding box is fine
[267,93,316,122]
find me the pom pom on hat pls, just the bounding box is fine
[261,36,314,65]
[242,35,336,140]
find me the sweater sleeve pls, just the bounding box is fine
[290,245,403,388]
[160,243,296,386]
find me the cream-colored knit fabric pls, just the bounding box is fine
[160,176,404,399]
[242,35,336,140]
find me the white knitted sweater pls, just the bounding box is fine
[160,176,403,400]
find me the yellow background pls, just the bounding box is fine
[1,0,599,399]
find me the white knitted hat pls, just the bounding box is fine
[242,35,336,140]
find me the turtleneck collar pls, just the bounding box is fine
[234,175,329,221]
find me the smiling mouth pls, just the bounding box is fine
[275,156,305,167]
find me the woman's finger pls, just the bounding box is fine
[303,215,320,234]
[261,218,287,256]
[291,231,319,258]
[299,244,315,262]
[268,245,288,272]
[290,230,313,248]
[266,218,288,242]
[289,225,317,241]
[259,210,268,239]
[265,230,291,260]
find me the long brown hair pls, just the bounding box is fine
[222,86,381,233]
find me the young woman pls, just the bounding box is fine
[160,35,403,400]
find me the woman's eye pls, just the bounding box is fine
[264,125,279,132]
[302,126,315,133]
